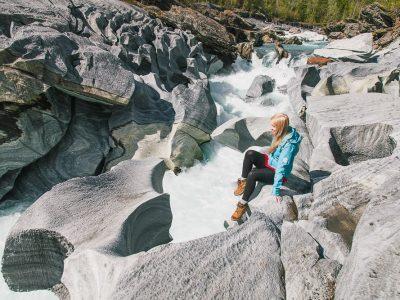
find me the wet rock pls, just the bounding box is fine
[281,222,341,300]
[236,41,253,60]
[1,158,172,292]
[284,36,302,45]
[245,75,275,99]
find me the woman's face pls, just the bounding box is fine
[270,121,278,136]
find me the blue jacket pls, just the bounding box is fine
[267,126,302,196]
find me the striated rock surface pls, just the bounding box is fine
[281,222,341,300]
[2,158,172,292]
[0,0,220,202]
[0,88,71,179]
[245,75,275,99]
[313,33,374,62]
[334,182,400,299]
[112,211,285,299]
[3,100,111,203]
[145,4,237,65]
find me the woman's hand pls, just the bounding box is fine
[275,196,282,203]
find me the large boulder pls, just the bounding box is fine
[0,0,219,202]
[146,4,237,65]
[310,62,399,97]
[313,33,374,62]
[306,93,399,182]
[0,88,71,190]
[245,75,275,99]
[2,158,172,292]
[60,211,285,299]
[334,181,400,299]
[305,92,400,248]
[281,222,341,300]
[2,100,111,203]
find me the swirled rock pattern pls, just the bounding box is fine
[0,0,219,202]
[2,158,172,292]
[3,100,111,203]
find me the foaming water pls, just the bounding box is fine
[167,36,325,243]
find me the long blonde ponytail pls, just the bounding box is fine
[268,113,289,153]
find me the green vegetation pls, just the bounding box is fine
[180,0,400,25]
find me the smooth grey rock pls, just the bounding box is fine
[306,93,399,181]
[293,193,313,220]
[245,75,275,99]
[334,181,400,299]
[309,156,400,249]
[106,212,284,300]
[3,100,110,203]
[250,193,298,226]
[211,117,274,152]
[311,62,399,97]
[1,158,172,292]
[287,65,321,115]
[0,88,71,180]
[0,169,21,199]
[313,33,374,62]
[105,122,172,170]
[298,217,350,265]
[171,79,217,134]
[281,222,341,300]
[306,92,400,247]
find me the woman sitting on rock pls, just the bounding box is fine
[231,113,302,221]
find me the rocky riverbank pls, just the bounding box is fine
[324,3,400,49]
[1,0,399,299]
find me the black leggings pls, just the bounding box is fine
[241,150,274,202]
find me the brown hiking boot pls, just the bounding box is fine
[234,178,246,196]
[231,202,248,221]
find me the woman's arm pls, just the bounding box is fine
[271,143,297,196]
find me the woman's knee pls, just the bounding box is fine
[245,149,257,158]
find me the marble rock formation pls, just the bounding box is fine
[2,158,172,292]
[0,0,219,202]
[245,75,275,99]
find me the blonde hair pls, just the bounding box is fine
[268,113,290,153]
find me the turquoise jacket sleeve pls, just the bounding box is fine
[272,143,297,196]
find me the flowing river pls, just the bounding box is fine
[0,30,326,298]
